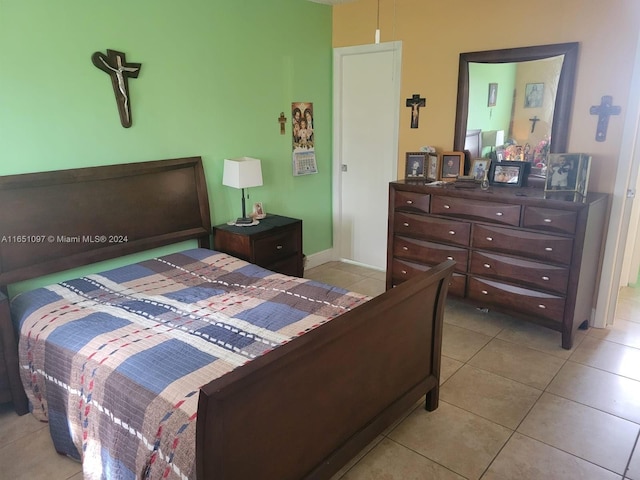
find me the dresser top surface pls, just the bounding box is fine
[391,180,607,209]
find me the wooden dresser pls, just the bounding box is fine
[386,180,608,349]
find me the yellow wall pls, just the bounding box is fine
[333,0,640,194]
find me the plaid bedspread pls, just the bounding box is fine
[11,249,370,480]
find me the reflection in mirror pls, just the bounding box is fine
[454,43,579,171]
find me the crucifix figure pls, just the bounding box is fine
[529,115,540,133]
[590,95,621,142]
[278,112,287,135]
[91,49,142,128]
[406,94,426,129]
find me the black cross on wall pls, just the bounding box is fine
[529,116,540,133]
[590,95,621,142]
[406,94,426,129]
[92,49,142,128]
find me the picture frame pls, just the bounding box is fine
[544,153,591,195]
[405,152,427,180]
[251,202,266,219]
[524,82,544,108]
[426,153,439,181]
[488,83,498,107]
[488,161,526,187]
[471,158,491,181]
[440,152,465,181]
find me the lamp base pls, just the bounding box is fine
[235,217,254,225]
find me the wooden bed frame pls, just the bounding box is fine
[0,157,455,480]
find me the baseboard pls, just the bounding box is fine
[304,249,335,270]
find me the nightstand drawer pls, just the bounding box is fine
[254,227,299,265]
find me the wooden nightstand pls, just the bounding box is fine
[213,214,304,277]
[0,290,28,415]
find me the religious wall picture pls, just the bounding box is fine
[292,102,318,176]
[525,83,544,108]
[405,152,427,180]
[544,153,591,195]
[487,83,498,107]
[406,94,426,128]
[439,152,464,181]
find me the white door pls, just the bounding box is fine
[333,42,402,270]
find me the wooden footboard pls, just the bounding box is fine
[196,260,455,480]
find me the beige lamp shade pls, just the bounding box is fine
[222,157,263,189]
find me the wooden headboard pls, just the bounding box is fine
[0,157,211,287]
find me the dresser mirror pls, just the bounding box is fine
[453,43,579,161]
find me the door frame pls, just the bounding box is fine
[331,41,402,265]
[593,29,640,327]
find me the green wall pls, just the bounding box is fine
[1,0,334,294]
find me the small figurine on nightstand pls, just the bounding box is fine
[252,202,266,219]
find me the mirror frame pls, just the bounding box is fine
[453,42,579,154]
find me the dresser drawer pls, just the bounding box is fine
[431,196,521,226]
[523,207,578,234]
[472,224,573,265]
[391,258,466,296]
[470,251,569,294]
[393,235,468,273]
[394,191,430,214]
[467,276,565,324]
[253,228,300,265]
[394,213,470,246]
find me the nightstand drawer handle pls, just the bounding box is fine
[406,200,414,204]
[545,247,553,252]
[403,222,410,227]
[542,276,550,281]
[276,245,283,250]
[544,218,552,223]
[448,230,456,235]
[496,212,503,216]
[486,236,493,241]
[484,263,491,269]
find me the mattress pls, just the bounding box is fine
[11,248,369,479]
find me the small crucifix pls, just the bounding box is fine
[278,112,287,135]
[406,93,426,129]
[529,115,540,133]
[91,49,142,128]
[590,95,621,142]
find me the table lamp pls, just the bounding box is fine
[223,157,263,225]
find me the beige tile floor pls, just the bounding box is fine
[1,261,639,479]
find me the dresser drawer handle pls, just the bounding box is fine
[401,270,407,274]
[276,245,283,250]
[481,290,488,295]
[544,218,552,223]
[542,276,550,281]
[545,247,553,252]
[496,212,503,216]
[483,263,491,269]
[448,230,456,235]
[406,200,414,204]
[444,204,451,209]
[447,256,454,260]
[486,236,493,242]
[403,222,410,227]
[403,246,409,251]
[538,304,547,309]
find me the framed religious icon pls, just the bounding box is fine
[488,83,498,107]
[524,83,544,108]
[405,152,427,180]
[439,152,465,181]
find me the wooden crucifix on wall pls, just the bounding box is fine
[91,49,142,128]
[406,94,426,129]
[590,95,621,142]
